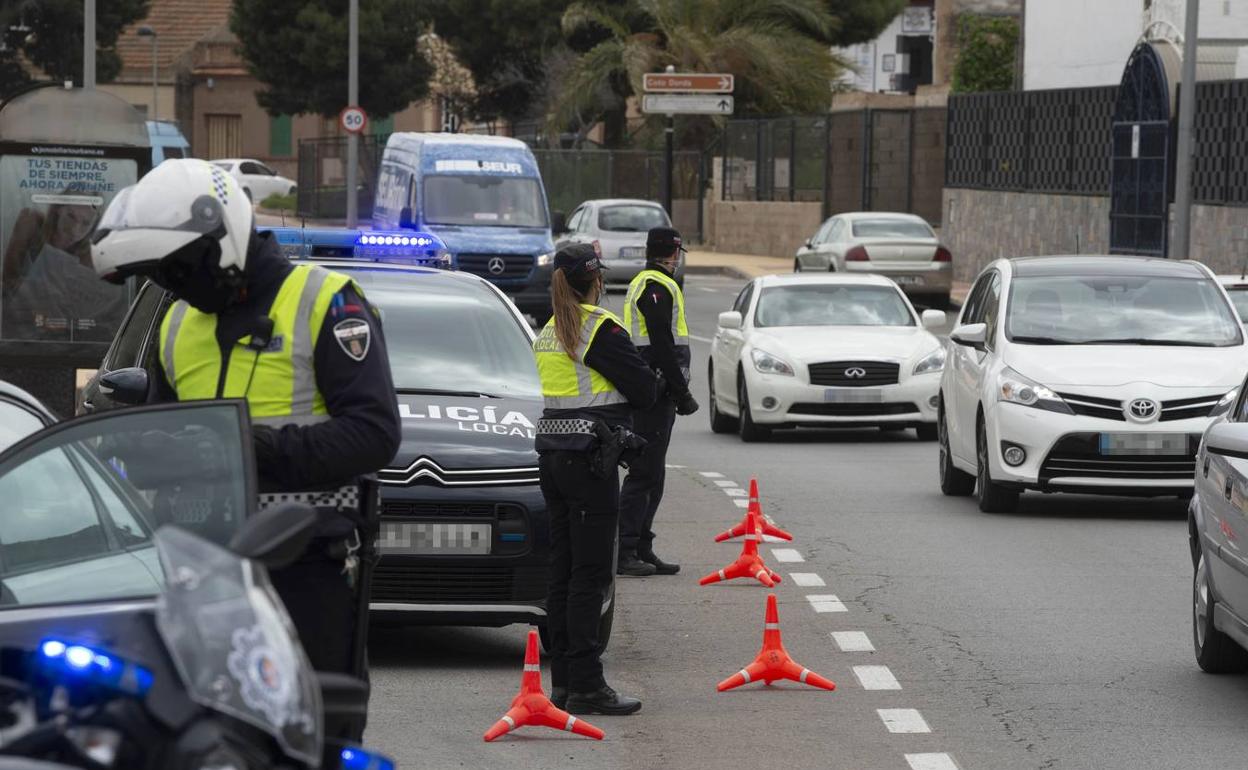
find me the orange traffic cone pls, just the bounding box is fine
[700,514,782,588]
[714,478,793,542]
[717,594,837,692]
[483,629,605,742]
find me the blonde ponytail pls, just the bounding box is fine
[550,268,584,358]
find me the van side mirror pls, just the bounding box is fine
[99,367,150,405]
[399,206,415,229]
[551,210,567,235]
[1206,423,1248,460]
[229,502,318,570]
[949,322,987,350]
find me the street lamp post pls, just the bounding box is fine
[84,0,96,88]
[137,26,158,121]
[346,0,359,228]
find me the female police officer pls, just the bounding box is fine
[533,243,659,716]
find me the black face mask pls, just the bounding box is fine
[153,237,239,314]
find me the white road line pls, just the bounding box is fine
[713,480,737,487]
[664,464,685,469]
[770,548,804,563]
[831,631,875,652]
[700,471,724,478]
[789,573,825,587]
[698,287,719,292]
[805,594,847,613]
[906,753,959,770]
[878,709,930,734]
[724,488,747,497]
[853,665,901,690]
[689,333,714,343]
[733,499,750,508]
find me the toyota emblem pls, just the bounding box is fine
[844,367,867,379]
[1125,398,1159,422]
[487,257,506,275]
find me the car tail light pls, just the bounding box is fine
[933,246,952,263]
[845,245,869,262]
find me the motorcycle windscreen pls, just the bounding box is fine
[154,526,322,765]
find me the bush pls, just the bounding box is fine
[952,14,1019,93]
[260,192,296,211]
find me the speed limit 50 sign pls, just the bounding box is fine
[339,105,368,135]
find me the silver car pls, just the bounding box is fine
[793,212,951,308]
[554,199,685,289]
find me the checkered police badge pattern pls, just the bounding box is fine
[210,166,231,205]
[258,485,364,511]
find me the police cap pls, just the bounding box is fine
[646,226,686,259]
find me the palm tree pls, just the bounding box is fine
[551,0,846,147]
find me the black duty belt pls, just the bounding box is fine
[536,418,598,436]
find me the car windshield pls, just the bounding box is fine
[423,175,547,227]
[1225,287,1248,323]
[851,218,933,238]
[345,269,542,398]
[0,403,251,608]
[598,205,669,232]
[1007,274,1244,346]
[754,284,915,328]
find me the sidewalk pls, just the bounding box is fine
[685,249,970,307]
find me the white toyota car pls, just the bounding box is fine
[939,256,1248,513]
[708,273,947,442]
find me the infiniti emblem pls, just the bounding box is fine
[844,367,867,379]
[487,257,506,275]
[1126,398,1159,422]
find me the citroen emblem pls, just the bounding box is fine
[1125,398,1159,423]
[487,257,506,275]
[844,367,867,379]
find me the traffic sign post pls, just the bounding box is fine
[641,94,735,115]
[644,70,735,218]
[340,105,368,135]
[642,73,733,93]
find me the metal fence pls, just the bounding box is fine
[721,109,947,225]
[296,136,386,220]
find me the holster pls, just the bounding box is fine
[588,422,648,479]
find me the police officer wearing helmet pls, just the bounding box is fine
[618,226,698,577]
[534,242,659,716]
[91,159,401,682]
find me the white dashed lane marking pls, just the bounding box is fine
[878,709,931,734]
[733,500,750,508]
[831,631,875,652]
[789,573,825,587]
[805,594,847,613]
[699,471,724,478]
[906,753,960,770]
[713,480,737,487]
[853,665,901,690]
[770,548,804,563]
[724,488,747,497]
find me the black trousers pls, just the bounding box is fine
[618,398,676,554]
[271,548,358,675]
[540,450,618,692]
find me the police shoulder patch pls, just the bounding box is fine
[333,318,371,361]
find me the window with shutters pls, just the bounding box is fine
[205,114,242,159]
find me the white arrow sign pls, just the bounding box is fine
[642,94,734,115]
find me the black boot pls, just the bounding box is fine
[566,685,642,716]
[617,551,657,577]
[639,550,680,575]
[551,686,567,710]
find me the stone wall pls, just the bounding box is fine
[705,199,824,258]
[1189,204,1248,274]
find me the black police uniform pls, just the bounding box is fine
[154,230,401,674]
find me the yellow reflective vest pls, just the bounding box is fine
[623,268,691,376]
[534,304,629,410]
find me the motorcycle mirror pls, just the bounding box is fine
[229,502,319,570]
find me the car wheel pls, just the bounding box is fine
[938,407,975,496]
[737,375,770,443]
[708,360,737,433]
[243,187,253,202]
[794,259,802,273]
[915,423,938,441]
[1193,547,1248,672]
[288,185,297,196]
[976,418,1019,513]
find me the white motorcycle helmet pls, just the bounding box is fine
[92,159,253,284]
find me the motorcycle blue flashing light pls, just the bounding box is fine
[340,745,396,770]
[267,226,451,268]
[38,639,154,696]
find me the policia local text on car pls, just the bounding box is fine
[90,160,401,695]
[618,226,698,577]
[533,243,660,716]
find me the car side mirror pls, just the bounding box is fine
[228,501,318,570]
[718,311,743,330]
[399,206,415,229]
[921,309,947,330]
[1206,422,1248,460]
[949,322,987,350]
[804,239,813,249]
[551,210,567,235]
[99,367,149,405]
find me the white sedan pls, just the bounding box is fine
[210,159,297,202]
[1217,274,1248,323]
[708,273,947,442]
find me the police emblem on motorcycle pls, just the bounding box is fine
[488,257,506,275]
[228,625,295,726]
[333,318,371,361]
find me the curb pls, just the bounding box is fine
[684,265,753,280]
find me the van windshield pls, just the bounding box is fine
[423,176,547,228]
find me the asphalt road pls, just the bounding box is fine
[365,274,1243,770]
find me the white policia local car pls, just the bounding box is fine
[939,256,1247,514]
[708,273,947,442]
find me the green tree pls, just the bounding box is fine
[0,0,150,97]
[554,0,846,148]
[951,14,1018,93]
[230,0,433,118]
[824,0,908,46]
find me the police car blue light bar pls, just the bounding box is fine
[38,638,154,696]
[266,226,452,268]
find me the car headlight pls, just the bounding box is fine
[996,366,1073,414]
[1210,388,1240,418]
[751,348,794,377]
[536,251,553,267]
[912,347,945,375]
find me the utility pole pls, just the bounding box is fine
[345,0,360,228]
[1172,0,1200,258]
[83,0,96,88]
[138,27,158,120]
[662,64,674,217]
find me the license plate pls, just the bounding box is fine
[892,276,923,285]
[824,388,883,403]
[618,246,645,258]
[379,521,491,555]
[1098,432,1187,456]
